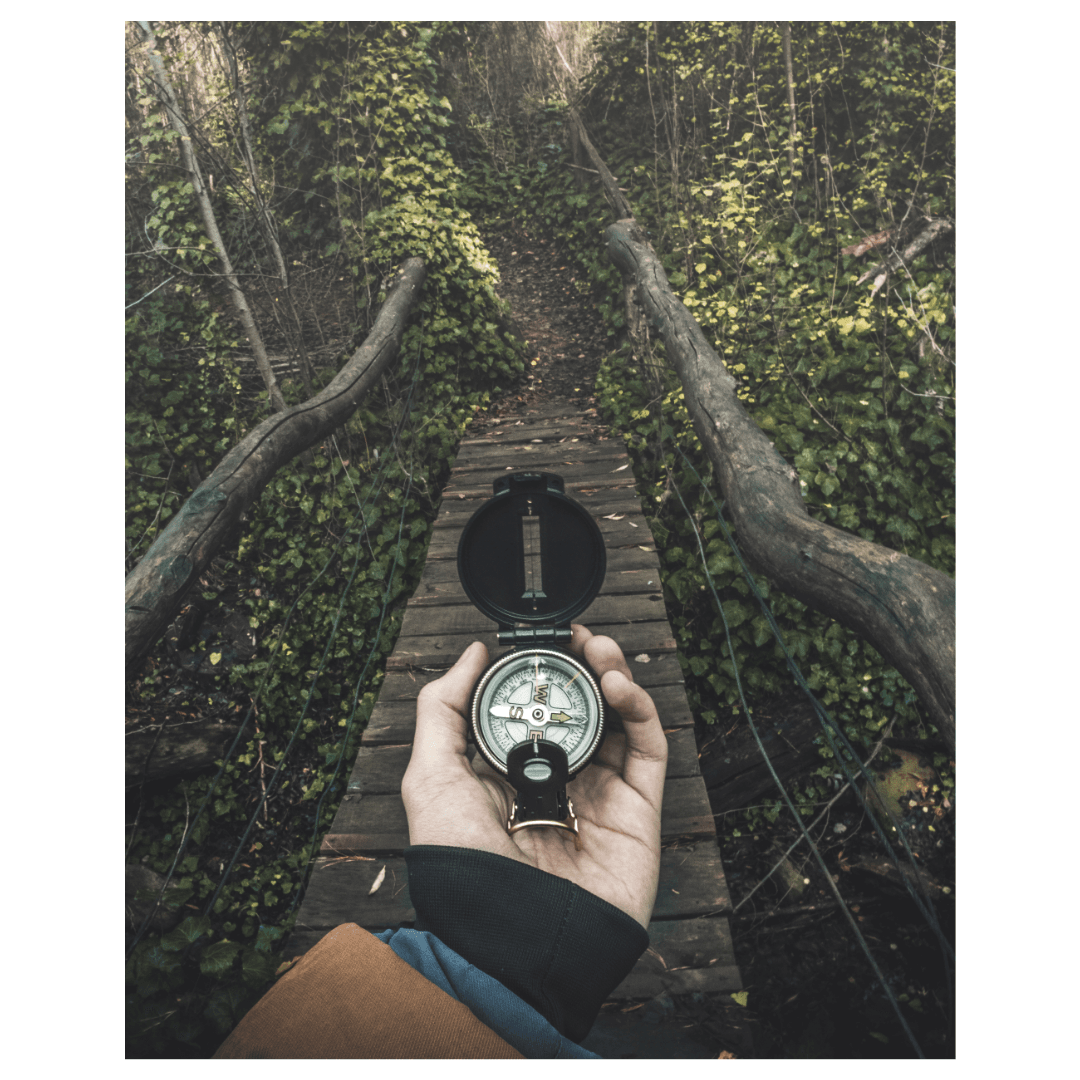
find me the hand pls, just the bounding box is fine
[401,625,667,929]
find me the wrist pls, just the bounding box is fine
[404,845,648,1042]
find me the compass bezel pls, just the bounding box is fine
[470,647,605,779]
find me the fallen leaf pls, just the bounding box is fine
[612,464,630,472]
[604,513,626,520]
[368,865,387,896]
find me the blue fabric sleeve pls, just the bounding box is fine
[374,927,598,1059]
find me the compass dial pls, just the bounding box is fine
[471,648,605,778]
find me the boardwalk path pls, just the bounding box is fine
[287,400,742,1052]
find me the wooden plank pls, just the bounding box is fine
[347,744,413,794]
[444,466,637,499]
[386,621,678,670]
[433,488,646,529]
[362,702,419,744]
[407,566,662,606]
[459,413,594,442]
[610,917,743,998]
[424,512,651,557]
[486,403,595,421]
[397,592,669,639]
[411,543,661,587]
[452,441,629,472]
[325,776,714,853]
[662,727,700,779]
[288,842,731,944]
[653,841,733,917]
[298,855,413,926]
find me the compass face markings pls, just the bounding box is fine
[472,649,604,776]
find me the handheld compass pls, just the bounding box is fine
[457,472,607,846]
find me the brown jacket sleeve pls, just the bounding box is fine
[213,923,522,1059]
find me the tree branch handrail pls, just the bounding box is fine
[605,219,955,751]
[125,258,427,670]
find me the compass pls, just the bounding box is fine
[457,472,607,845]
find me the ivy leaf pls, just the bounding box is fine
[200,939,242,977]
[160,915,211,952]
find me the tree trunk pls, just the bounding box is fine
[781,22,797,180]
[856,217,955,292]
[218,23,315,396]
[125,258,427,671]
[137,21,285,412]
[127,716,245,789]
[567,108,634,219]
[606,219,955,751]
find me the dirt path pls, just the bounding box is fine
[474,225,612,427]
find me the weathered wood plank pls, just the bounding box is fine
[397,592,669,639]
[424,512,651,557]
[412,543,661,587]
[347,744,413,794]
[386,621,678,670]
[325,775,714,852]
[288,842,732,943]
[297,856,413,926]
[444,465,637,499]
[610,916,743,998]
[654,842,733,915]
[460,425,591,448]
[433,488,646,530]
[452,440,629,472]
[407,565,662,606]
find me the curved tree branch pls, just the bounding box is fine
[606,220,955,751]
[125,258,427,670]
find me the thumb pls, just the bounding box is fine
[409,641,488,765]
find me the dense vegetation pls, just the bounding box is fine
[454,20,954,815]
[126,21,953,1057]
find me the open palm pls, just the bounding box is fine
[401,625,667,929]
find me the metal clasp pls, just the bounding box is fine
[507,797,582,851]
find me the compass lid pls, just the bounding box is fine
[457,471,606,630]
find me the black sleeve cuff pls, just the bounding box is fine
[404,845,648,1043]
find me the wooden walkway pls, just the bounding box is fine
[287,402,742,1053]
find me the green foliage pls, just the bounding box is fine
[125,281,243,569]
[450,22,954,824]
[126,21,523,1057]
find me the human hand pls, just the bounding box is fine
[401,625,667,929]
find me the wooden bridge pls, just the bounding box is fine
[287,400,742,1057]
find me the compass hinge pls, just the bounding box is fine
[497,625,572,647]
